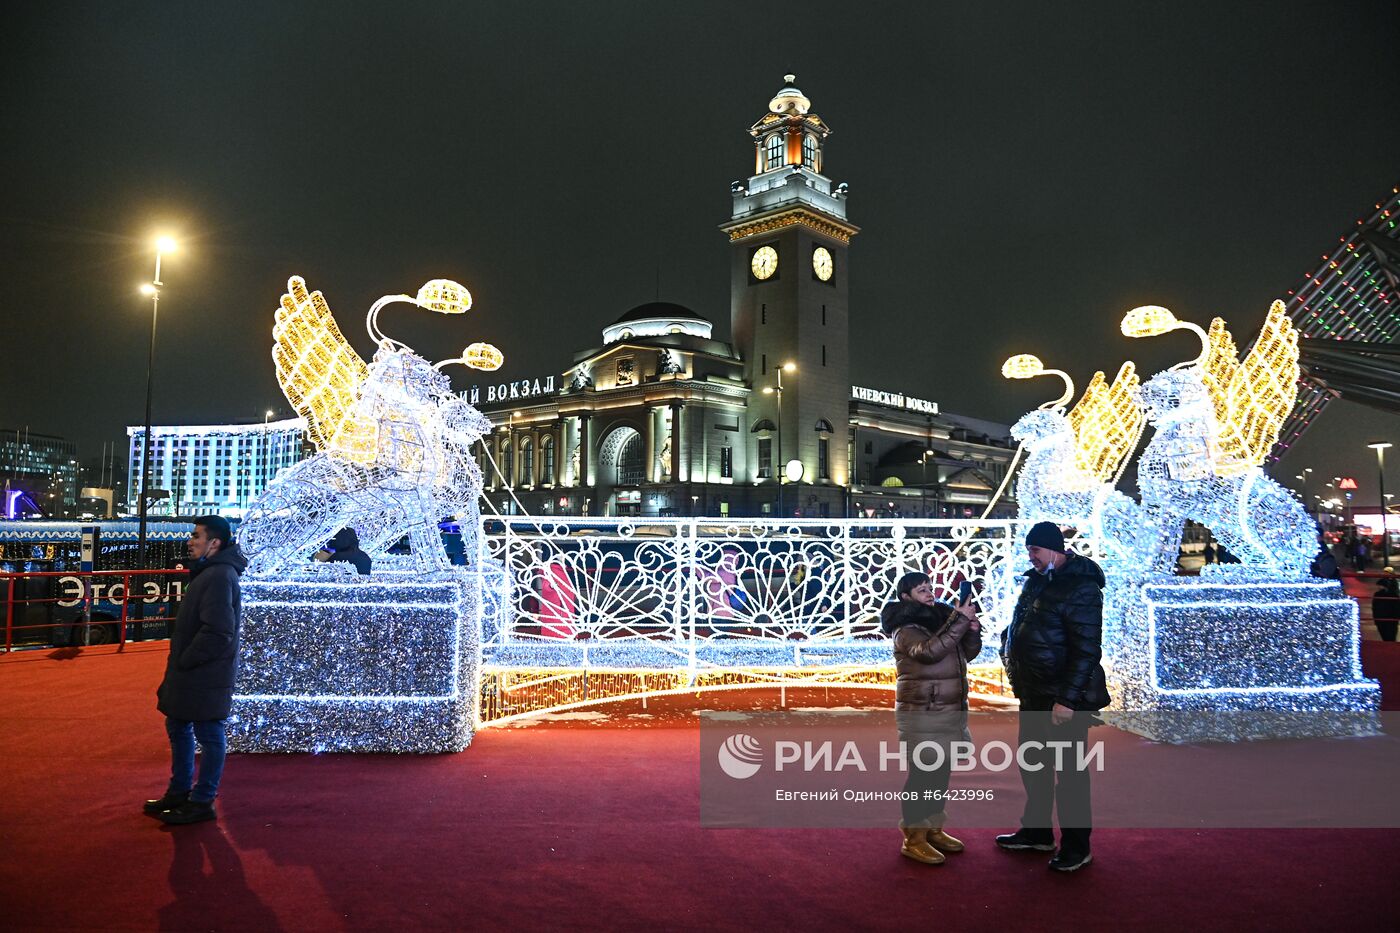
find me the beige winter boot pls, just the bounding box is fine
[900,827,946,865]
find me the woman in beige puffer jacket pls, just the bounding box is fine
[881,571,981,865]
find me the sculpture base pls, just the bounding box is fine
[229,570,482,754]
[1109,575,1380,742]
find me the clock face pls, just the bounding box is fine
[812,246,833,281]
[751,245,778,281]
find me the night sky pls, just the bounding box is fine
[4,2,1399,504]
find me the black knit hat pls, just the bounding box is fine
[194,514,233,546]
[1025,521,1066,553]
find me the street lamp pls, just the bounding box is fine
[136,235,176,570]
[920,449,935,519]
[1369,441,1392,568]
[761,362,796,517]
[262,409,275,498]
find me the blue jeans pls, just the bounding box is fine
[165,717,228,803]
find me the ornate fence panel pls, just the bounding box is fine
[479,518,1033,673]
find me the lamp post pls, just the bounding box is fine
[920,449,934,519]
[762,362,796,517]
[136,236,176,569]
[262,409,274,498]
[1370,442,1392,568]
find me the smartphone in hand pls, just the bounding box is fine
[958,580,974,606]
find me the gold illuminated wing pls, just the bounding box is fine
[1067,362,1143,483]
[1212,300,1299,476]
[271,276,377,463]
[1200,317,1238,437]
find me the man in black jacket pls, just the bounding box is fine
[145,515,247,825]
[995,521,1109,872]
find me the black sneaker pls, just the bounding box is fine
[995,829,1055,851]
[1049,849,1093,872]
[156,799,217,825]
[143,791,189,816]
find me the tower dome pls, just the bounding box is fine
[768,74,811,115]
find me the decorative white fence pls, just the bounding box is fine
[478,518,1051,672]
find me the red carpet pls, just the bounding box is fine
[3,642,1400,932]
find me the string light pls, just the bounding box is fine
[241,276,501,575]
[272,276,375,463]
[1109,578,1379,742]
[1103,302,1380,738]
[1003,355,1150,573]
[229,574,484,753]
[1127,302,1314,575]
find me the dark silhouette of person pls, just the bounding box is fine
[325,528,372,575]
[1373,571,1400,642]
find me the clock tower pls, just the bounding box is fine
[721,76,858,515]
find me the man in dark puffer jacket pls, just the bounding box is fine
[146,515,246,826]
[995,522,1109,872]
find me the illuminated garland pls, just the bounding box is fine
[229,572,483,753]
[1002,355,1149,573]
[1126,304,1313,576]
[241,276,502,576]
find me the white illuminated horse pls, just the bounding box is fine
[240,276,502,575]
[1124,302,1314,577]
[1003,355,1148,567]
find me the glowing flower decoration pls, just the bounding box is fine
[1001,353,1045,380]
[462,342,504,371]
[415,279,473,315]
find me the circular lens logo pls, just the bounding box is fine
[717,733,763,779]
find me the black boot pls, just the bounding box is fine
[143,791,189,816]
[156,799,217,825]
[995,828,1055,851]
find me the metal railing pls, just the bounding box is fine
[479,517,1041,668]
[1,569,187,652]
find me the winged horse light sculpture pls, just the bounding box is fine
[239,276,503,575]
[1123,301,1313,576]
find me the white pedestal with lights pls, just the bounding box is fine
[1107,574,1380,742]
[229,569,491,753]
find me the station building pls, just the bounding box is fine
[472,77,1016,519]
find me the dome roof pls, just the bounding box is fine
[768,74,811,115]
[602,302,714,345]
[609,301,710,327]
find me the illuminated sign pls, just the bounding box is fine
[1338,477,1358,490]
[466,375,557,405]
[851,386,939,415]
[56,575,184,608]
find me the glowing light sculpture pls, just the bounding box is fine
[1002,354,1149,572]
[1107,301,1380,741]
[231,275,506,753]
[1127,301,1312,576]
[240,276,502,575]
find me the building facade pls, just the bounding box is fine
[126,417,308,517]
[473,77,1016,519]
[0,429,79,518]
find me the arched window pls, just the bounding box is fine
[765,133,784,170]
[814,418,834,435]
[750,418,776,434]
[618,434,643,486]
[802,134,818,169]
[541,435,555,484]
[502,440,514,486]
[521,438,534,486]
